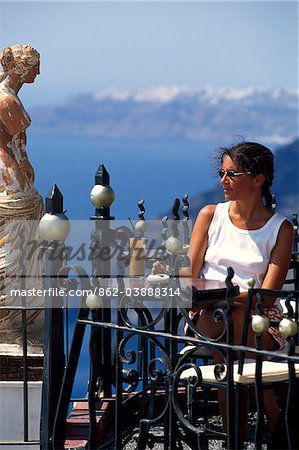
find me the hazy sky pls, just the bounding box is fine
[0,1,298,107]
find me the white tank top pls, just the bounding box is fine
[201,202,287,291]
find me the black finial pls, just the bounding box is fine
[138,200,145,220]
[95,163,110,186]
[91,163,114,220]
[171,198,180,238]
[225,266,235,293]
[45,184,63,214]
[172,198,180,220]
[182,195,189,221]
[182,194,190,244]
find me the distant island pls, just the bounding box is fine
[30,86,297,145]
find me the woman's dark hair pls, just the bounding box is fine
[218,142,274,209]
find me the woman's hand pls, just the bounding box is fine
[151,260,169,275]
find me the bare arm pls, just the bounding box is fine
[234,219,294,307]
[183,204,216,278]
[262,220,294,289]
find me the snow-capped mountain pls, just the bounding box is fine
[31,86,298,144]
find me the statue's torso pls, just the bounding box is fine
[0,79,35,195]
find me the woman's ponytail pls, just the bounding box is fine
[262,184,274,210]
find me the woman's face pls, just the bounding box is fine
[220,155,260,201]
[23,61,40,83]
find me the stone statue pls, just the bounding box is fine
[0,45,44,353]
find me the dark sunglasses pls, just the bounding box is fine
[218,169,252,178]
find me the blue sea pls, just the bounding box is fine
[29,136,219,220]
[29,136,219,398]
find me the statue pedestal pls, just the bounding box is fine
[0,348,43,381]
[0,380,42,449]
[0,350,43,448]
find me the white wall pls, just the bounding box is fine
[0,381,42,450]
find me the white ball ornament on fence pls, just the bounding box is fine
[86,293,105,309]
[146,273,170,285]
[165,236,183,254]
[247,278,256,289]
[39,213,71,241]
[251,315,270,333]
[134,220,148,234]
[90,185,115,208]
[279,318,298,337]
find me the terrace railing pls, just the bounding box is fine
[1,163,298,450]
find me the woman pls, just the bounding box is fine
[189,142,294,443]
[155,141,293,347]
[189,141,294,350]
[153,141,294,438]
[0,45,44,349]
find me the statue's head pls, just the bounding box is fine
[0,44,40,80]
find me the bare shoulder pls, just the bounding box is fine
[270,218,294,263]
[196,204,216,221]
[264,218,295,289]
[194,204,216,230]
[278,219,294,240]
